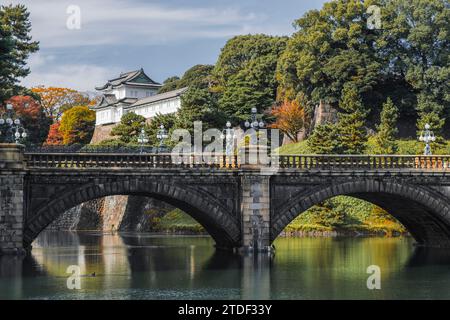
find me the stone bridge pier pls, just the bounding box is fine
[239,173,272,253]
[0,144,26,255]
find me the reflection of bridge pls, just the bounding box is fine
[1,144,450,254]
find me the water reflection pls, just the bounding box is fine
[0,232,449,299]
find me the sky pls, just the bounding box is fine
[6,0,328,91]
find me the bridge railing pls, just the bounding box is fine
[23,152,240,169]
[23,152,450,170]
[275,155,450,170]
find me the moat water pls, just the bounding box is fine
[0,231,449,299]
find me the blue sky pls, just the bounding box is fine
[8,0,327,91]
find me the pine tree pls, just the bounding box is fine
[336,85,368,154]
[0,4,39,103]
[416,93,446,153]
[110,112,147,144]
[307,122,339,154]
[374,98,399,154]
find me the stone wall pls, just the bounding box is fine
[119,197,174,232]
[49,195,174,232]
[0,144,25,254]
[281,100,338,144]
[90,124,116,144]
[47,199,103,231]
[313,100,339,127]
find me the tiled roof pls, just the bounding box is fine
[126,87,188,109]
[95,69,161,90]
[91,95,138,110]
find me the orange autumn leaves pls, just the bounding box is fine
[29,86,97,145]
[270,99,306,142]
[31,86,96,120]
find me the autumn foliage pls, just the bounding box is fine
[31,86,95,120]
[59,106,96,145]
[45,122,64,145]
[270,99,306,142]
[5,95,52,144]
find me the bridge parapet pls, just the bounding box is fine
[24,152,240,170]
[276,154,450,170]
[24,152,450,171]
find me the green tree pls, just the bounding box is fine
[307,123,339,154]
[374,98,399,154]
[175,87,225,132]
[147,112,176,146]
[277,0,381,110]
[0,4,39,104]
[336,85,368,154]
[214,35,287,121]
[59,106,95,145]
[277,0,449,133]
[110,112,147,145]
[380,0,449,135]
[158,76,180,94]
[416,93,447,151]
[168,65,224,132]
[178,65,214,89]
[158,65,215,94]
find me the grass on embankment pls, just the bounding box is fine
[152,208,205,234]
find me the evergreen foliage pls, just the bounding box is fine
[374,98,399,154]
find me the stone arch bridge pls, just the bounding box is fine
[1,144,450,254]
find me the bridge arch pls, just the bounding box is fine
[272,179,450,247]
[24,178,241,250]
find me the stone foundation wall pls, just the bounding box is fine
[49,195,174,233]
[90,124,116,144]
[119,197,174,232]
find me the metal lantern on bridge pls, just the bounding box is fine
[244,107,265,145]
[221,121,236,156]
[156,124,168,153]
[0,103,27,144]
[419,123,436,155]
[137,125,149,154]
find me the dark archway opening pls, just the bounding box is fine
[24,180,241,251]
[272,181,450,248]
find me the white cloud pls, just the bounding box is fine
[8,0,278,48]
[21,53,121,91]
[8,0,298,91]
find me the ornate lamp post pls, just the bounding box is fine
[0,103,27,144]
[419,123,436,155]
[137,124,149,154]
[156,124,168,153]
[221,121,236,156]
[244,107,265,145]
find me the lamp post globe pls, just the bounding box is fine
[156,124,168,153]
[419,123,436,156]
[0,103,27,144]
[244,107,265,145]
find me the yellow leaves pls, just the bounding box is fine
[332,27,348,41]
[31,86,93,120]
